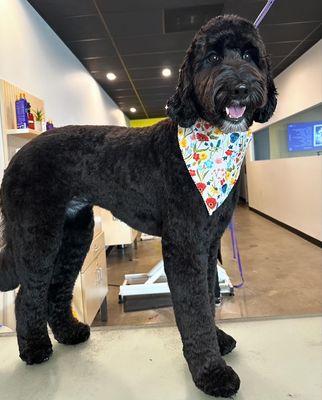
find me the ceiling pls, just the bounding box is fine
[27,0,322,120]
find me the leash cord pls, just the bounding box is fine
[227,0,278,289]
[229,218,245,288]
[254,0,277,28]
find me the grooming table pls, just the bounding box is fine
[119,260,233,311]
[119,260,172,311]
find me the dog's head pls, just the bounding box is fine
[166,15,277,132]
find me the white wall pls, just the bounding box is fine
[0,0,127,128]
[247,40,322,241]
[247,156,322,240]
[252,40,322,133]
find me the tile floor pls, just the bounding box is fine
[1,316,321,400]
[95,205,322,327]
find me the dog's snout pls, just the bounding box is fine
[233,83,249,98]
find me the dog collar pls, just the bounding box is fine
[178,119,252,215]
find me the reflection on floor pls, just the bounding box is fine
[93,205,322,327]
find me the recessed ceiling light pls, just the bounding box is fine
[130,107,137,113]
[106,72,116,81]
[162,68,172,77]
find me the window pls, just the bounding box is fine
[253,104,322,160]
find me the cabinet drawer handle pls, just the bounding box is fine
[96,268,101,285]
[96,267,104,285]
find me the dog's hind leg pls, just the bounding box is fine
[208,240,237,356]
[14,215,64,365]
[162,231,240,398]
[48,205,94,345]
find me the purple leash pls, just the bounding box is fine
[229,218,245,288]
[254,0,277,28]
[226,0,277,290]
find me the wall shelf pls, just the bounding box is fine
[0,79,45,165]
[5,128,42,139]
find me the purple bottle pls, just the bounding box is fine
[15,94,28,129]
[46,121,54,130]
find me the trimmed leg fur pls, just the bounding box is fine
[48,206,94,345]
[208,240,237,357]
[162,227,240,398]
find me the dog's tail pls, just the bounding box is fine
[0,198,19,292]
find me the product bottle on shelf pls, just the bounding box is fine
[27,102,35,130]
[15,93,28,129]
[22,94,29,127]
[46,120,54,130]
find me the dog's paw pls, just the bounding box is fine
[53,320,90,345]
[194,364,240,397]
[217,328,237,356]
[19,337,53,365]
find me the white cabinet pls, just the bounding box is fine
[94,207,137,247]
[72,225,108,325]
[0,290,17,331]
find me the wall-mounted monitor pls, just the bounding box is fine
[288,121,322,152]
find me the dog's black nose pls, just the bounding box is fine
[234,84,249,98]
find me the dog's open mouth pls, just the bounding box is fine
[225,105,246,121]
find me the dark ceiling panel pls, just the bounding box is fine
[164,3,224,33]
[70,39,116,59]
[82,56,122,73]
[28,0,96,17]
[100,80,134,92]
[103,10,164,36]
[27,0,322,120]
[129,68,179,81]
[107,88,135,97]
[265,41,301,57]
[124,52,185,70]
[139,87,174,95]
[140,93,174,108]
[132,78,176,89]
[52,15,106,42]
[273,24,322,75]
[224,0,266,21]
[262,0,322,24]
[270,56,287,69]
[114,97,138,105]
[259,21,321,43]
[96,0,224,13]
[115,32,194,55]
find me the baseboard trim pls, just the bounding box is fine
[249,207,322,248]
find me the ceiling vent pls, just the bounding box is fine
[163,4,224,33]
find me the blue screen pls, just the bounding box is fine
[288,121,322,152]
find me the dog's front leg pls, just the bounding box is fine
[162,234,240,398]
[208,239,237,356]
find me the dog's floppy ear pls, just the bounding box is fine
[166,47,198,127]
[253,59,278,123]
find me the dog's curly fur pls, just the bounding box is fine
[0,15,276,397]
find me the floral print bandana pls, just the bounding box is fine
[178,119,252,215]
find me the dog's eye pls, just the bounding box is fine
[206,53,221,65]
[242,51,252,62]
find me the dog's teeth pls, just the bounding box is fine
[225,105,246,119]
[225,109,234,119]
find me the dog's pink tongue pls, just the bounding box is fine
[226,105,246,118]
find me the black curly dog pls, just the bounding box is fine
[0,15,276,397]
